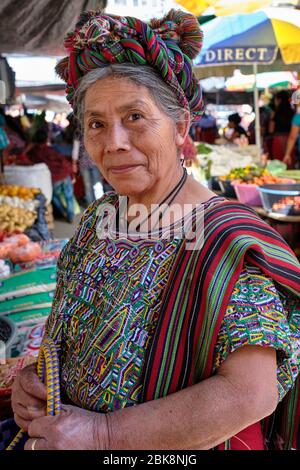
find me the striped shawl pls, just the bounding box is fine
[141,200,300,450]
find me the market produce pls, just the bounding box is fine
[0,185,40,200]
[0,195,38,212]
[0,204,37,234]
[277,170,300,182]
[272,196,300,215]
[4,234,30,247]
[0,242,12,259]
[220,165,295,186]
[266,159,287,175]
[196,142,212,155]
[196,144,257,179]
[13,238,68,271]
[9,242,42,264]
[220,165,267,182]
[0,234,30,260]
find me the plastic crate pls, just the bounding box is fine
[257,184,300,215]
[232,182,262,206]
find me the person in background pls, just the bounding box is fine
[266,90,295,162]
[27,110,48,141]
[73,138,102,206]
[248,105,271,146]
[52,113,75,158]
[224,113,248,143]
[27,129,75,223]
[283,107,300,169]
[190,111,218,143]
[0,109,10,177]
[268,90,294,136]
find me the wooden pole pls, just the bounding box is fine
[253,63,262,162]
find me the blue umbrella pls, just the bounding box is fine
[194,8,300,153]
[195,8,300,68]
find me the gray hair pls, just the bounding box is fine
[73,63,190,132]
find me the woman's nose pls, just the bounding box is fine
[104,123,131,153]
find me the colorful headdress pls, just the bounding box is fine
[56,9,204,121]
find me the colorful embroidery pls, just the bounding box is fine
[214,265,300,402]
[45,194,299,413]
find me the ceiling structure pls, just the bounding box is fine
[0,0,107,56]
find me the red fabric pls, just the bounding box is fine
[195,127,217,144]
[218,423,264,450]
[27,143,72,183]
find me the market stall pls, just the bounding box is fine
[203,158,300,258]
[0,161,66,425]
[0,237,68,425]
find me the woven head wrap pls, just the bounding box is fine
[56,9,204,121]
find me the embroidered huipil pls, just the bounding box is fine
[45,194,299,411]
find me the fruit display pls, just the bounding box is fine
[0,205,37,234]
[277,170,300,182]
[196,143,213,155]
[0,234,42,263]
[0,195,38,212]
[258,184,300,216]
[220,165,295,186]
[0,185,40,200]
[272,196,300,215]
[0,184,41,237]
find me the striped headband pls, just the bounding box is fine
[56,9,204,121]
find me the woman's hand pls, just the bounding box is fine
[11,363,47,432]
[283,153,292,166]
[24,405,110,450]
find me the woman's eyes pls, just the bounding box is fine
[88,113,143,129]
[90,121,103,129]
[128,113,143,121]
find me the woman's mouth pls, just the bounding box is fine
[109,165,142,175]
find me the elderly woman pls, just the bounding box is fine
[11,10,300,451]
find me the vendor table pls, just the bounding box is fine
[254,207,300,224]
[213,190,300,258]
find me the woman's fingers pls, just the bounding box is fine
[17,364,47,401]
[12,400,46,422]
[11,364,47,414]
[24,437,49,451]
[12,380,46,413]
[13,413,32,432]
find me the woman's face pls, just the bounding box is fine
[83,77,187,197]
